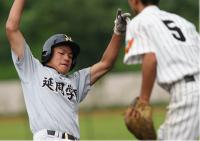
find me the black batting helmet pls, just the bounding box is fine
[41,34,80,71]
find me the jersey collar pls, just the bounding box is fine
[142,5,160,14]
[44,65,70,78]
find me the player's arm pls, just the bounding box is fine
[90,9,130,85]
[90,34,122,85]
[139,53,157,104]
[6,0,26,59]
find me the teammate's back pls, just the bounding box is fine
[127,6,199,84]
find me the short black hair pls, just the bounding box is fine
[140,0,160,6]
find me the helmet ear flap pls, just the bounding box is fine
[42,51,47,56]
[41,51,49,65]
[41,50,53,65]
[70,58,77,71]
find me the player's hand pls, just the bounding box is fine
[114,8,131,35]
[124,97,157,140]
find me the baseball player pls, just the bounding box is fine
[124,0,200,140]
[6,0,130,140]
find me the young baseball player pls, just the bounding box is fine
[6,0,130,140]
[124,0,200,140]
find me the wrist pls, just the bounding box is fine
[139,95,150,104]
[114,31,121,35]
[113,26,124,35]
[113,31,124,36]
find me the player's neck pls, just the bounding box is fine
[138,4,156,13]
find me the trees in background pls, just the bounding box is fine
[0,0,199,77]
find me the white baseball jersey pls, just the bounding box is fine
[124,6,200,86]
[124,6,200,140]
[12,40,91,139]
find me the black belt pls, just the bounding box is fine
[161,75,195,92]
[47,130,78,140]
[184,75,195,83]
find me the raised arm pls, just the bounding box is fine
[6,0,26,59]
[90,34,122,85]
[90,9,130,85]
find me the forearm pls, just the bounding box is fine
[6,0,25,59]
[90,33,122,85]
[6,0,25,31]
[139,53,157,103]
[90,8,129,85]
[100,33,123,70]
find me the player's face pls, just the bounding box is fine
[128,0,140,15]
[47,45,73,74]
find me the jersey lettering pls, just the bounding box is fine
[42,77,54,91]
[55,82,65,95]
[162,20,186,42]
[42,77,77,101]
[65,85,77,100]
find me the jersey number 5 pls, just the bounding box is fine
[162,20,186,42]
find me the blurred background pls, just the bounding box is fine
[0,0,199,140]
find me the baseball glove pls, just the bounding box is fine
[124,97,157,140]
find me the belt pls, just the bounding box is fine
[184,75,195,83]
[47,130,78,140]
[160,75,195,92]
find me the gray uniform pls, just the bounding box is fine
[12,40,91,139]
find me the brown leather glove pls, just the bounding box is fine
[124,97,157,140]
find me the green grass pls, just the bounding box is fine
[0,116,31,139]
[0,106,166,140]
[80,109,133,140]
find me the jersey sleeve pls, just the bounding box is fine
[123,21,156,65]
[74,67,91,103]
[12,40,40,83]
